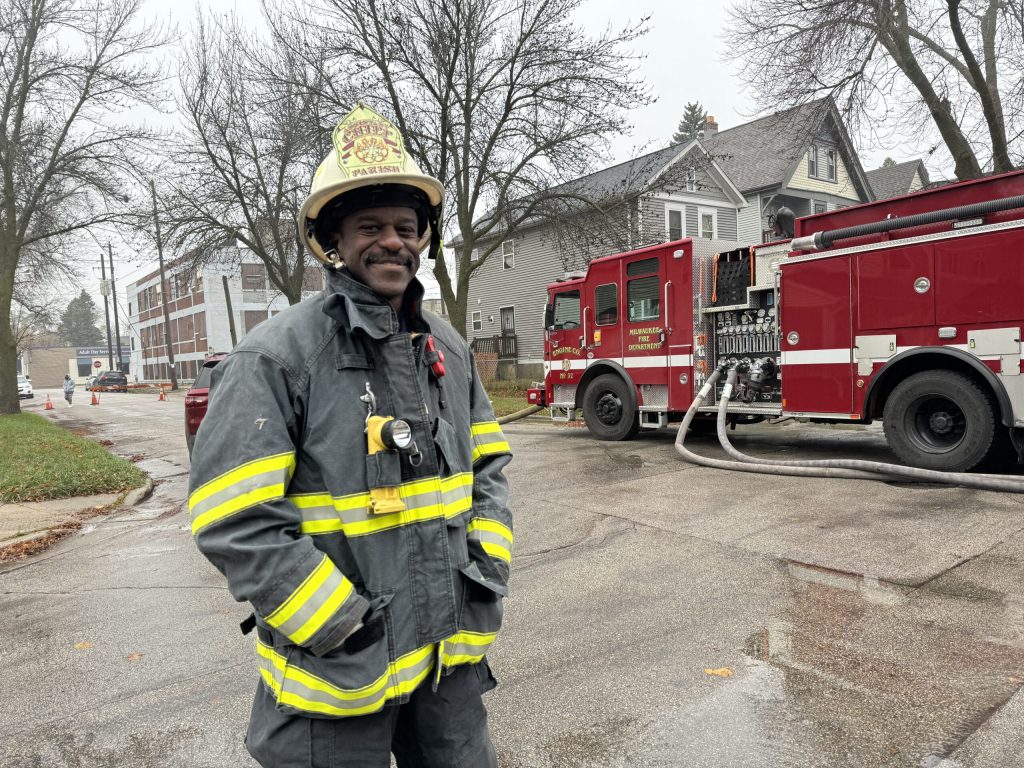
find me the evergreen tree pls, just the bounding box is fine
[881,157,897,167]
[672,101,708,144]
[58,290,103,346]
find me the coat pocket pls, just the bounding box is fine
[433,416,467,475]
[260,594,398,718]
[457,560,505,635]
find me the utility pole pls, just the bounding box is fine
[99,254,114,370]
[222,275,238,348]
[150,180,178,391]
[107,244,123,372]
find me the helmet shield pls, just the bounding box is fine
[299,103,444,265]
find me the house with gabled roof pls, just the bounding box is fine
[865,159,930,201]
[458,98,874,377]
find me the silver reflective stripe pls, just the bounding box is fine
[293,473,473,537]
[266,560,355,644]
[469,529,510,550]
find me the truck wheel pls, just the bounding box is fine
[582,374,640,441]
[883,370,995,472]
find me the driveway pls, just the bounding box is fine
[2,392,1023,766]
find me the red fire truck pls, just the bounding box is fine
[527,170,1024,472]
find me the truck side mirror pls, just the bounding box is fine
[543,304,554,330]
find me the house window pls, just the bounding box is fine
[698,208,717,239]
[809,145,837,182]
[470,248,480,262]
[685,167,697,193]
[813,200,827,215]
[825,149,837,181]
[595,283,617,325]
[472,311,482,331]
[502,241,514,269]
[666,208,684,241]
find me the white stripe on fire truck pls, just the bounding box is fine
[544,355,693,374]
[780,349,852,366]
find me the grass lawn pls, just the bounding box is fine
[0,413,147,503]
[484,378,535,418]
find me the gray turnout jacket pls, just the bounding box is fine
[188,268,512,718]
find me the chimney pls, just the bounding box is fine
[701,115,719,139]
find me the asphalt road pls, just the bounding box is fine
[3,389,1024,767]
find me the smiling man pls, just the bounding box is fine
[188,103,513,767]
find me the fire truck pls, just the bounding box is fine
[527,170,1024,472]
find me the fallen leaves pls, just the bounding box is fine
[703,667,733,678]
[127,652,144,662]
[74,641,94,650]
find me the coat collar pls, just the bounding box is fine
[321,266,426,339]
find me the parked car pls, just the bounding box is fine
[87,370,128,392]
[185,354,227,458]
[17,374,33,399]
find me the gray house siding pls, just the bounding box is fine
[737,194,764,243]
[463,225,559,366]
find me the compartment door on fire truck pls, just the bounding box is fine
[624,255,670,401]
[586,259,624,364]
[779,256,854,415]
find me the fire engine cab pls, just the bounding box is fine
[528,170,1024,472]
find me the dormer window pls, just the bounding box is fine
[809,145,837,182]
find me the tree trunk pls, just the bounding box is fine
[0,260,22,415]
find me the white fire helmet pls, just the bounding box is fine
[298,102,445,266]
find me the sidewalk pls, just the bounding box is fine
[0,480,154,559]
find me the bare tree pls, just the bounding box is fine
[725,0,1024,180]
[298,0,651,336]
[161,12,345,305]
[0,0,168,413]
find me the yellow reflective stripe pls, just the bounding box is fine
[257,640,436,716]
[470,421,503,437]
[467,518,512,543]
[472,440,511,464]
[468,518,513,563]
[292,473,474,537]
[481,540,511,564]
[189,452,295,534]
[441,630,496,667]
[189,451,294,508]
[290,578,354,645]
[264,555,333,627]
[262,554,357,645]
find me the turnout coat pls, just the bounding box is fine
[188,267,513,718]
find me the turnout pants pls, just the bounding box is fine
[246,661,498,768]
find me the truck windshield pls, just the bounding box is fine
[551,290,580,329]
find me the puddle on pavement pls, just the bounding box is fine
[527,562,1024,768]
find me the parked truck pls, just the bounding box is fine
[527,170,1024,472]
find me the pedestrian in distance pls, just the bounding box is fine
[62,374,75,407]
[188,102,513,768]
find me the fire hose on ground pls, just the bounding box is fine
[675,363,1024,493]
[498,405,544,424]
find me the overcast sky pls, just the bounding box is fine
[99,0,917,319]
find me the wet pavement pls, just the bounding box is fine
[2,392,1024,766]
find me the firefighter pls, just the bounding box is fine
[188,102,513,767]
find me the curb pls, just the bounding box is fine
[0,475,155,564]
[120,476,155,508]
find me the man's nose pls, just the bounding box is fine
[377,225,404,251]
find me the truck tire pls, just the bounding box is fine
[582,373,641,441]
[882,370,995,472]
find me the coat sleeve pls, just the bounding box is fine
[465,351,514,582]
[188,350,369,656]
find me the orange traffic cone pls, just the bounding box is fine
[90,391,99,406]
[44,394,53,410]
[158,387,167,402]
